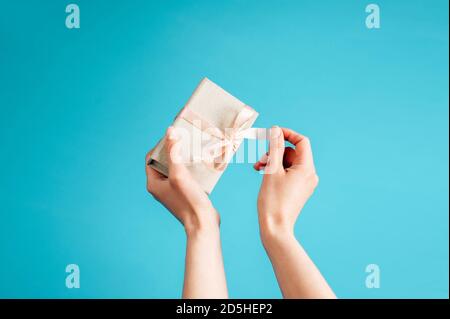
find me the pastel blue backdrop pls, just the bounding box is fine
[0,0,448,298]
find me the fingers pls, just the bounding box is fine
[253,147,296,171]
[281,127,315,168]
[254,128,315,172]
[265,126,285,174]
[253,152,268,171]
[165,127,209,203]
[282,147,297,169]
[281,127,304,146]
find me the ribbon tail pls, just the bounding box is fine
[239,128,269,140]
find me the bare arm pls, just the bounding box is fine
[254,126,335,299]
[183,225,227,298]
[261,231,335,298]
[146,127,228,298]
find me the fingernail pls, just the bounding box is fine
[259,152,268,164]
[167,127,178,140]
[270,126,281,139]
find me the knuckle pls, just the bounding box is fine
[146,178,157,193]
[146,182,156,196]
[147,185,161,201]
[169,172,183,186]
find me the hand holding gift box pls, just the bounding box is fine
[144,78,334,299]
[148,78,265,193]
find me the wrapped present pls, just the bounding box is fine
[148,78,260,193]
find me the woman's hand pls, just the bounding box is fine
[145,126,227,298]
[254,126,335,299]
[254,126,319,240]
[145,126,219,235]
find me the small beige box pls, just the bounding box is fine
[148,78,258,193]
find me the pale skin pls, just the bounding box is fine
[253,126,336,299]
[145,127,227,299]
[145,126,335,299]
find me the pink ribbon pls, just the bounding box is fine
[178,106,257,171]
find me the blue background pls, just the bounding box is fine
[0,0,448,298]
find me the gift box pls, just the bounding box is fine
[148,78,259,193]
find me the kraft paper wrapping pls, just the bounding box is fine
[148,78,259,194]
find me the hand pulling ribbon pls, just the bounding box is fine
[178,106,267,171]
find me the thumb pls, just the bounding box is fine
[165,127,208,200]
[165,126,189,182]
[265,126,284,174]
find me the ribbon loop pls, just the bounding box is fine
[178,106,258,171]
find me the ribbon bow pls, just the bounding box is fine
[178,106,258,171]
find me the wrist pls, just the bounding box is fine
[185,223,220,240]
[184,207,220,238]
[259,212,293,234]
[260,228,297,255]
[259,214,296,249]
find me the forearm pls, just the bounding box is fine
[182,223,228,299]
[261,229,336,299]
